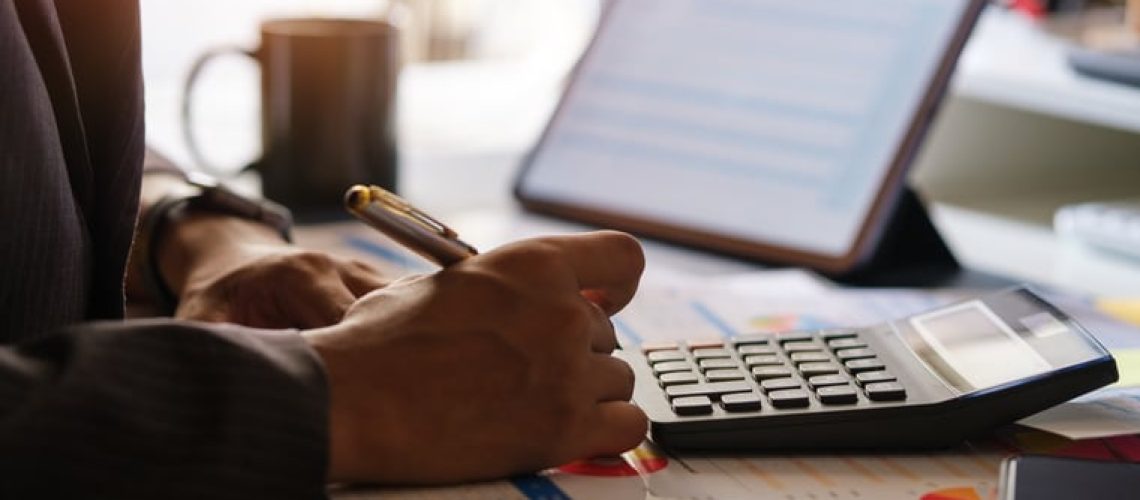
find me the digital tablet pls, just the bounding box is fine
[514,0,986,275]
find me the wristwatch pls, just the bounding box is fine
[137,170,294,315]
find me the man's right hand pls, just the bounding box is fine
[303,231,648,485]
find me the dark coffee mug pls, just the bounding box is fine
[183,18,400,213]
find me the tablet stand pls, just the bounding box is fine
[834,187,962,287]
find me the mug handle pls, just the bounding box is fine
[181,46,257,178]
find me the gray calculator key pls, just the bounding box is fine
[781,341,821,353]
[855,370,896,385]
[739,345,777,356]
[835,348,876,361]
[653,361,693,375]
[789,352,830,363]
[721,392,763,412]
[808,374,850,389]
[768,389,811,409]
[658,371,700,387]
[760,377,802,392]
[698,358,738,371]
[641,341,679,353]
[665,380,753,399]
[743,354,783,367]
[845,358,885,373]
[647,350,686,363]
[692,348,731,360]
[817,385,859,405]
[820,331,858,340]
[775,333,815,344]
[705,369,746,382]
[798,362,841,377]
[828,338,866,349]
[732,334,773,345]
[752,366,794,381]
[687,339,724,350]
[865,382,907,401]
[672,396,714,415]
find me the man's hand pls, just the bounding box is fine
[174,238,388,329]
[154,212,387,329]
[128,160,390,328]
[304,231,649,484]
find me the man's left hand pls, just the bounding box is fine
[175,242,389,329]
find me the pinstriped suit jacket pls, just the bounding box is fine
[1,1,329,497]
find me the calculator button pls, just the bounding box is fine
[665,381,753,399]
[798,362,841,377]
[775,333,815,344]
[820,331,858,340]
[865,382,907,402]
[686,339,724,350]
[692,348,731,360]
[789,352,830,363]
[807,374,851,389]
[647,350,686,363]
[641,341,679,353]
[760,377,802,392]
[721,392,763,412]
[653,361,694,375]
[817,385,859,405]
[732,334,773,346]
[782,341,821,353]
[743,354,783,367]
[705,369,746,382]
[768,389,811,409]
[835,348,876,361]
[855,370,896,385]
[751,366,794,381]
[845,358,885,373]
[659,372,700,387]
[698,359,738,371]
[672,396,714,416]
[738,345,777,356]
[827,338,867,350]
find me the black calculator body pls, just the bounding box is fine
[620,287,1118,451]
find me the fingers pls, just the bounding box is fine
[579,402,648,458]
[338,260,389,297]
[589,354,636,402]
[533,231,645,315]
[284,281,357,328]
[584,300,619,353]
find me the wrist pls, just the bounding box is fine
[302,325,367,483]
[159,212,289,297]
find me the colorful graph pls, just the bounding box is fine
[920,487,983,500]
[557,443,668,477]
[749,313,831,332]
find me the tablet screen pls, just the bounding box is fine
[517,0,980,269]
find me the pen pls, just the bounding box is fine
[344,184,478,267]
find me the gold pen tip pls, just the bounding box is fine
[345,185,371,210]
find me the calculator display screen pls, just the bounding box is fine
[896,289,1107,393]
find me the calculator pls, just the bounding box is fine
[619,287,1118,451]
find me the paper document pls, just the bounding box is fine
[1020,387,1140,441]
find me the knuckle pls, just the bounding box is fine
[617,359,636,400]
[503,241,565,271]
[448,267,520,309]
[599,231,645,273]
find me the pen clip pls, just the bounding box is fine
[368,186,459,240]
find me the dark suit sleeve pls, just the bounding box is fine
[0,322,330,499]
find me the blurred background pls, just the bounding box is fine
[141,0,600,176]
[139,0,1140,293]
